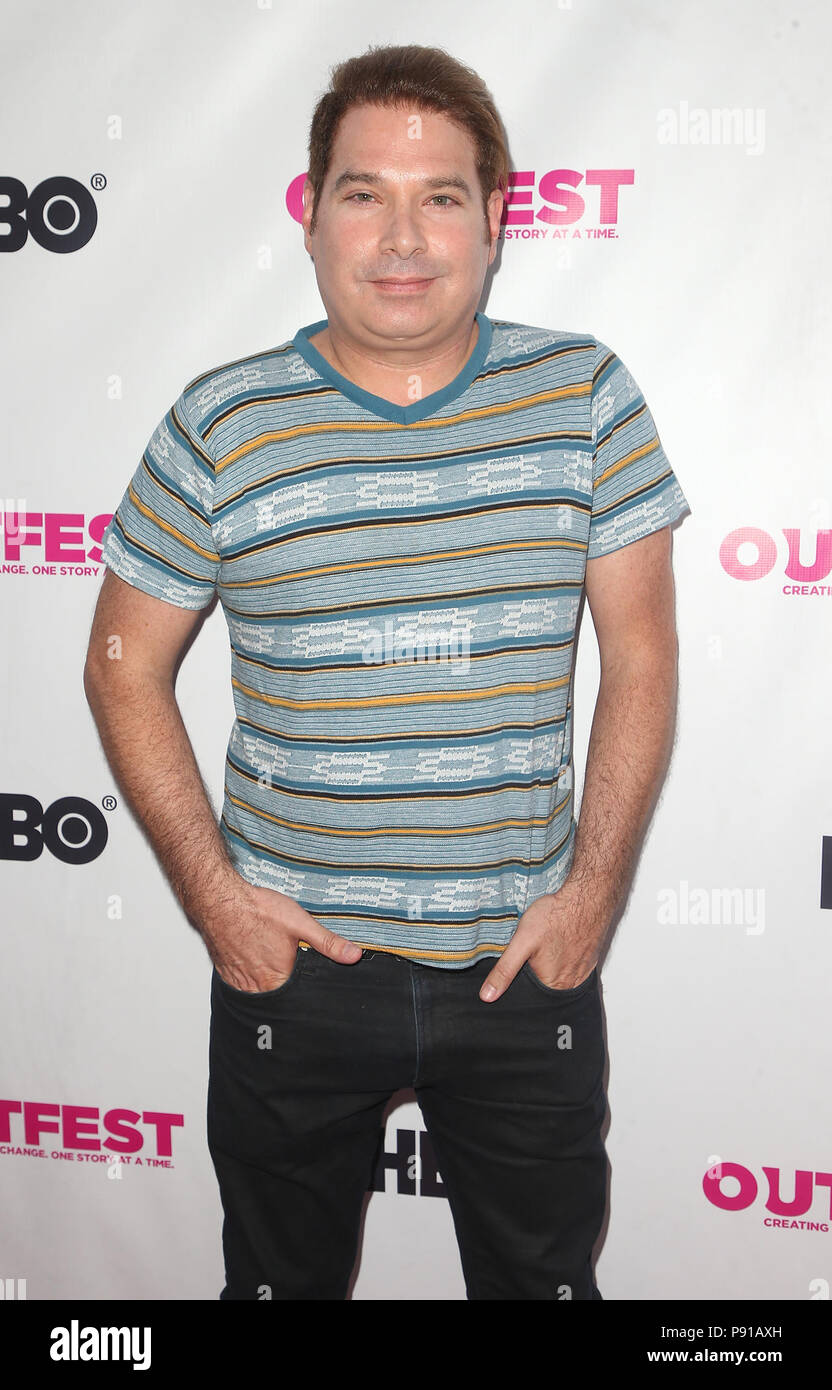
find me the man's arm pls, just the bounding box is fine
[563,523,678,913]
[478,525,679,1000]
[83,570,362,989]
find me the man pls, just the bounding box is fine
[85,43,690,1300]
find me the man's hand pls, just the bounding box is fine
[201,877,362,992]
[478,886,607,1002]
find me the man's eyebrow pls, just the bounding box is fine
[331,170,473,197]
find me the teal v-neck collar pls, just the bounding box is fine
[292,311,492,425]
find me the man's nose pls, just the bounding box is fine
[378,202,428,256]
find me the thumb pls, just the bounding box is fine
[291,901,364,963]
[261,889,364,964]
[304,925,364,964]
[479,940,528,1002]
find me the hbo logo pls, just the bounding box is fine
[0,177,98,253]
[0,795,108,864]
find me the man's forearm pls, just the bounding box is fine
[562,645,679,928]
[83,667,240,931]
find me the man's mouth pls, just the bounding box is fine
[371,277,435,292]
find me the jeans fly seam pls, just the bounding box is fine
[410,967,422,1088]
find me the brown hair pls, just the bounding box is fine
[306,44,510,239]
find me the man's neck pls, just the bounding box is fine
[307,316,480,408]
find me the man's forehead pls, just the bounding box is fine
[331,102,476,162]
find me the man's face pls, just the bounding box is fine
[302,102,503,349]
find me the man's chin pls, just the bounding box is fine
[355,301,442,342]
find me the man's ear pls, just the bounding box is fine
[486,187,504,254]
[301,178,316,254]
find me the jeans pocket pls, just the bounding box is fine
[212,945,308,1002]
[520,960,598,999]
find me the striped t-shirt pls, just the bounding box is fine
[100,312,691,968]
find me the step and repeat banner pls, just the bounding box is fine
[2,0,829,1301]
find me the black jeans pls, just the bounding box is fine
[207,943,607,1300]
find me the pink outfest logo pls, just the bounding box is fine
[719,527,832,594]
[500,169,634,230]
[703,1161,832,1231]
[0,1098,183,1168]
[285,168,635,239]
[0,510,111,577]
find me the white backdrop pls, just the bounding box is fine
[2,0,830,1301]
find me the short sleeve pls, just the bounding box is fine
[588,340,691,559]
[99,390,220,609]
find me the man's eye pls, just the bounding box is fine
[346,192,458,206]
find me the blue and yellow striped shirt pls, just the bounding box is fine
[100,313,691,967]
